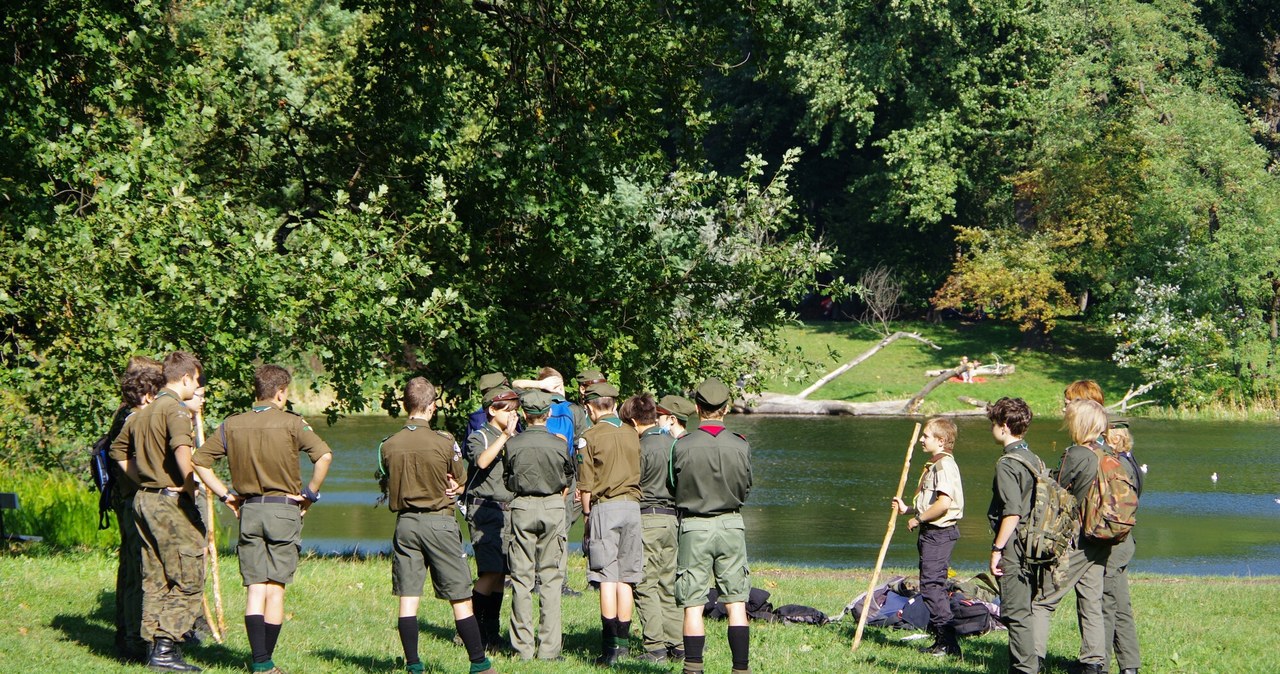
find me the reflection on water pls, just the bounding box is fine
[289,415,1280,576]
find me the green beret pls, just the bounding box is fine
[520,390,555,416]
[694,377,732,408]
[576,369,607,385]
[583,381,620,401]
[656,395,697,423]
[477,372,508,393]
[482,385,518,405]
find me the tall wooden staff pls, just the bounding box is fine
[852,422,921,651]
[194,412,227,642]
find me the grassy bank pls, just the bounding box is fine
[2,547,1274,673]
[762,319,1204,419]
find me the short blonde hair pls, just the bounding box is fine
[923,417,957,451]
[1064,399,1108,445]
[1105,426,1132,453]
[1064,380,1104,405]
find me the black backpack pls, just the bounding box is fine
[89,432,114,530]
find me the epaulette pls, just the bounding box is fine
[435,429,455,441]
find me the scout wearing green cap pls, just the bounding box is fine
[502,390,576,660]
[670,377,753,674]
[194,364,334,674]
[657,395,696,428]
[463,383,521,651]
[579,382,643,665]
[575,369,608,386]
[478,372,509,394]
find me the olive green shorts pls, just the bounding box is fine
[466,501,510,574]
[392,511,473,601]
[674,512,750,607]
[237,503,302,586]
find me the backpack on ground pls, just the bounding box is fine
[1080,442,1139,542]
[89,432,114,530]
[999,452,1079,568]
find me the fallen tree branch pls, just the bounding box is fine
[1108,364,1216,413]
[797,331,941,400]
[902,367,963,414]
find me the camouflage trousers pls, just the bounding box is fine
[112,491,144,652]
[134,491,207,643]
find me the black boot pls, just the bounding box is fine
[147,637,202,672]
[922,625,961,657]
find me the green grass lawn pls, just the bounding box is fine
[761,319,1143,418]
[3,547,1275,673]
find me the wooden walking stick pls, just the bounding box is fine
[852,422,921,651]
[194,412,227,643]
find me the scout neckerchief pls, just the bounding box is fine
[915,451,953,497]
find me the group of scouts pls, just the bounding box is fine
[892,381,1142,674]
[104,354,754,674]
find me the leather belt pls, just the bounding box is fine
[465,496,510,511]
[139,487,181,498]
[640,506,676,516]
[242,495,299,506]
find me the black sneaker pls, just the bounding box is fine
[634,649,667,663]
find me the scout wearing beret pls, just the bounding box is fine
[656,395,696,439]
[194,364,334,674]
[111,351,206,672]
[670,378,753,674]
[579,381,644,665]
[463,384,521,651]
[620,393,683,663]
[365,378,496,674]
[502,390,576,660]
[106,357,166,663]
[466,372,511,437]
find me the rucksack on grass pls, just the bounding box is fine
[999,452,1078,568]
[1081,442,1139,542]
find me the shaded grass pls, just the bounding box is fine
[762,319,1144,418]
[3,546,1277,673]
[0,462,116,548]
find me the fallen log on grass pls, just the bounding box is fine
[923,363,1016,377]
[735,393,987,417]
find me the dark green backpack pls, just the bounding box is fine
[1000,452,1079,568]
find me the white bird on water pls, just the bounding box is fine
[1211,472,1218,483]
[1140,464,1148,474]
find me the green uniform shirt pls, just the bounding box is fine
[127,388,196,490]
[1055,442,1101,504]
[579,416,641,504]
[670,421,751,516]
[107,407,143,497]
[195,402,332,497]
[464,423,514,502]
[379,421,462,513]
[503,426,574,496]
[638,426,675,508]
[987,440,1039,531]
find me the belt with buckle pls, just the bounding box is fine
[640,506,676,516]
[465,496,510,511]
[241,495,299,506]
[139,487,181,498]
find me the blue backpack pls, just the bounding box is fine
[546,400,576,456]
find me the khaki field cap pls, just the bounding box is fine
[520,390,555,416]
[483,385,519,406]
[576,369,607,385]
[583,381,620,401]
[657,395,697,423]
[694,377,732,408]
[477,372,509,393]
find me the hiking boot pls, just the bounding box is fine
[667,645,685,660]
[561,585,582,597]
[146,637,202,672]
[595,646,629,666]
[634,649,667,663]
[921,625,961,658]
[1120,670,1139,674]
[731,669,752,674]
[1067,663,1104,674]
[682,662,704,674]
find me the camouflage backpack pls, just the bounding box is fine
[1080,442,1139,542]
[999,452,1079,568]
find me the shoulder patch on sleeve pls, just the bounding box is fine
[435,429,455,441]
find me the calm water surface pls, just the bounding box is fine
[290,415,1280,576]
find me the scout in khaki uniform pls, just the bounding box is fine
[1032,399,1112,674]
[892,417,964,657]
[369,378,496,674]
[502,390,575,660]
[115,351,205,672]
[670,378,753,674]
[107,357,166,663]
[987,397,1045,674]
[579,381,643,666]
[194,365,333,674]
[619,393,683,663]
[463,384,520,650]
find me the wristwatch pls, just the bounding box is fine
[218,492,231,503]
[992,543,1005,552]
[302,487,321,502]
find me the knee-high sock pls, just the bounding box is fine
[398,616,419,665]
[617,620,631,648]
[264,622,281,658]
[728,625,750,670]
[683,634,706,664]
[455,615,487,664]
[245,614,269,664]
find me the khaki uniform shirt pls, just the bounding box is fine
[194,402,331,496]
[503,426,574,496]
[127,388,195,489]
[638,426,675,508]
[913,452,964,527]
[464,423,514,502]
[1055,442,1101,504]
[379,420,461,513]
[670,421,751,516]
[987,440,1040,531]
[107,407,142,497]
[579,416,641,504]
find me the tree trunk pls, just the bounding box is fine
[796,331,940,399]
[902,367,963,414]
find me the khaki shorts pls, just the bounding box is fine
[392,511,473,600]
[237,503,301,586]
[675,512,749,607]
[586,499,643,583]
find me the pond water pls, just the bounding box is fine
[287,415,1280,576]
